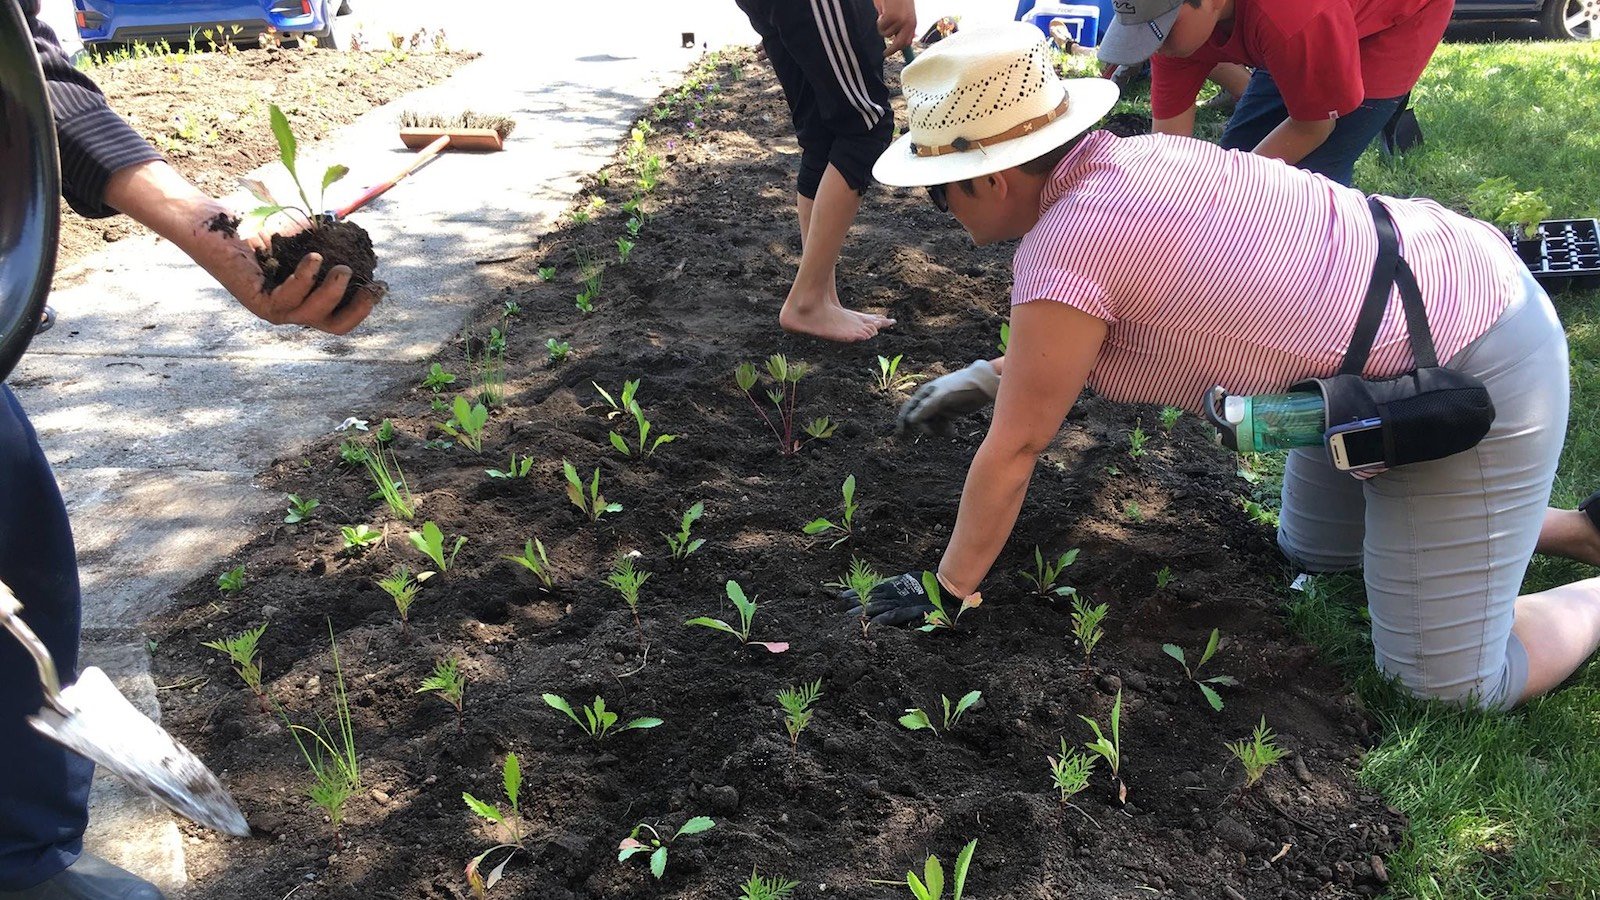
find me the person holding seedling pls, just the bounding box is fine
[1097,0,1452,186]
[0,4,379,898]
[734,0,915,342]
[855,22,1600,713]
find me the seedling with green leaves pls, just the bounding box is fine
[1162,628,1239,712]
[1226,716,1288,790]
[1070,596,1108,668]
[609,397,675,458]
[776,679,823,751]
[469,327,507,407]
[377,566,420,631]
[918,572,981,633]
[441,396,489,453]
[685,580,789,653]
[897,840,978,900]
[617,816,715,880]
[1127,423,1148,458]
[1159,405,1182,434]
[375,418,396,444]
[1047,737,1096,806]
[537,265,556,281]
[874,354,917,392]
[284,493,320,524]
[575,290,594,314]
[1123,500,1143,522]
[356,442,415,520]
[284,625,360,839]
[545,338,571,364]
[505,538,554,588]
[562,460,622,521]
[201,623,269,708]
[341,524,382,550]
[998,322,1010,354]
[463,753,526,897]
[542,693,661,742]
[606,554,651,634]
[409,521,467,573]
[840,556,883,636]
[1239,496,1277,528]
[592,379,640,420]
[898,690,981,737]
[616,237,635,264]
[423,362,457,392]
[1155,565,1175,589]
[242,104,348,231]
[664,501,705,560]
[486,452,534,480]
[1079,689,1126,803]
[1019,546,1079,599]
[217,565,246,594]
[417,656,467,730]
[803,475,859,547]
[734,355,836,457]
[625,216,642,238]
[740,869,799,900]
[339,439,367,466]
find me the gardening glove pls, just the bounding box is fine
[896,359,999,437]
[839,572,936,627]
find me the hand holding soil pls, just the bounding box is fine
[201,210,381,335]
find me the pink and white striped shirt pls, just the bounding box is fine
[1011,131,1524,414]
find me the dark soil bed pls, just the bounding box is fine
[151,50,1402,900]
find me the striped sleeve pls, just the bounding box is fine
[1012,206,1116,322]
[25,0,162,218]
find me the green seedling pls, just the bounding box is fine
[1048,737,1096,806]
[409,521,467,573]
[441,396,489,453]
[284,625,360,838]
[546,338,571,363]
[593,378,640,419]
[470,328,507,407]
[609,397,675,458]
[357,443,415,520]
[1159,405,1182,434]
[898,690,981,737]
[417,656,467,730]
[776,679,823,751]
[616,237,634,264]
[423,362,457,391]
[803,475,858,548]
[1239,497,1278,528]
[502,299,521,318]
[375,418,396,444]
[874,354,917,392]
[740,868,800,900]
[1019,546,1079,599]
[1468,175,1553,241]
[338,439,367,466]
[542,693,661,742]
[606,554,651,634]
[664,501,705,561]
[617,816,715,880]
[1070,596,1108,668]
[341,524,382,550]
[562,460,622,521]
[625,216,642,238]
[1162,628,1239,712]
[997,322,1010,354]
[242,104,347,232]
[377,566,421,631]
[686,580,788,653]
[486,453,535,479]
[1079,689,1126,803]
[537,266,556,281]
[735,355,835,456]
[903,839,978,900]
[217,565,246,594]
[201,623,268,707]
[505,538,554,588]
[841,556,883,636]
[464,752,526,897]
[1127,423,1148,459]
[918,571,980,633]
[1155,565,1175,589]
[283,493,319,524]
[1123,500,1143,522]
[1226,716,1288,790]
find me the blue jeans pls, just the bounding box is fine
[0,385,91,890]
[1220,68,1405,187]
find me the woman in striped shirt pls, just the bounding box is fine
[858,24,1600,710]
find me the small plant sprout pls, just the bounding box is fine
[1079,689,1126,804]
[592,378,640,419]
[803,475,858,548]
[486,452,535,480]
[1070,596,1109,668]
[1155,565,1175,589]
[284,493,320,524]
[1239,497,1278,528]
[734,355,836,456]
[664,501,705,561]
[606,554,651,634]
[463,752,526,898]
[1123,500,1143,522]
[1226,717,1288,790]
[410,521,467,573]
[505,538,554,588]
[1162,628,1239,712]
[1159,405,1182,434]
[1047,737,1097,807]
[217,565,246,594]
[918,571,981,633]
[357,443,416,520]
[423,362,457,392]
[998,322,1011,354]
[616,237,635,264]
[776,679,823,751]
[686,580,789,653]
[1019,546,1079,600]
[542,693,662,742]
[341,524,383,550]
[625,216,642,238]
[617,816,716,880]
[338,439,367,466]
[285,626,360,839]
[1127,423,1148,458]
[562,460,623,521]
[546,338,571,364]
[609,397,676,458]
[243,104,347,231]
[537,265,556,281]
[574,290,594,314]
[417,656,467,730]
[201,623,269,707]
[375,418,396,444]
[378,566,420,631]
[841,556,883,636]
[441,395,490,454]
[874,354,917,392]
[740,868,800,900]
[898,690,981,737]
[904,839,979,900]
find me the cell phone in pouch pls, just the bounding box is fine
[1327,417,1386,471]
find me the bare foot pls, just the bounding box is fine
[779,295,896,342]
[1538,508,1600,567]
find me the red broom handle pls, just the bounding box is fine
[331,133,450,220]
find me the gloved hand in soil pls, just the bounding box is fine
[839,571,937,627]
[896,358,1000,437]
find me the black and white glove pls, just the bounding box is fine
[838,572,937,627]
[895,359,999,437]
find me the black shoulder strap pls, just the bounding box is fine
[1341,197,1437,375]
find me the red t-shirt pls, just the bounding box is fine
[1149,0,1452,122]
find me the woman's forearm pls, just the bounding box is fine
[937,437,1038,598]
[1252,117,1335,166]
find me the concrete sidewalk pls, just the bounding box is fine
[9,5,755,890]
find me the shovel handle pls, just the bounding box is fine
[331,133,451,221]
[0,579,66,709]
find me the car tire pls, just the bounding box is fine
[1541,0,1599,40]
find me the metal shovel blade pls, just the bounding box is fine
[28,665,251,837]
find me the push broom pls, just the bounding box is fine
[323,111,516,221]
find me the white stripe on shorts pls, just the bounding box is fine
[809,0,883,129]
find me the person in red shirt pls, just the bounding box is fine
[1098,0,1453,185]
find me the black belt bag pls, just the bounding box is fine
[1291,198,1496,468]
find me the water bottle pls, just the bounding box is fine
[1203,386,1326,453]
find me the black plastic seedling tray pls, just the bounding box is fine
[1517,218,1600,294]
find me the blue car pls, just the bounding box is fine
[1453,0,1598,40]
[73,0,352,50]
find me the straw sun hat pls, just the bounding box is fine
[872,22,1119,188]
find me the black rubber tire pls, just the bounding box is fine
[1541,0,1599,40]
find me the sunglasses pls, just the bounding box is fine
[926,182,949,213]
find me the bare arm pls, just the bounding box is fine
[1252,116,1336,166]
[1153,107,1198,138]
[874,0,917,56]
